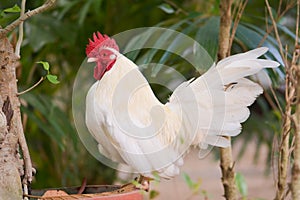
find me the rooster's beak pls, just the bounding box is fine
[87,57,98,63]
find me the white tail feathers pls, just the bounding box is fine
[169,47,279,150]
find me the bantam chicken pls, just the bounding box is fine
[85,32,279,187]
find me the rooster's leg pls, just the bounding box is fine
[136,175,152,192]
[120,175,151,192]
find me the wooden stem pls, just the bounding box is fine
[218,0,238,199]
[292,67,300,199]
[0,38,27,199]
[291,1,300,197]
[0,0,56,39]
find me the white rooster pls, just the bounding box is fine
[85,32,279,187]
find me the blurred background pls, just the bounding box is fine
[0,0,297,199]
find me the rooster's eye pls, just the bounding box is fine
[110,54,116,59]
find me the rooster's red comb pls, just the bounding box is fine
[86,32,119,56]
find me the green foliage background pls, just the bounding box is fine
[0,0,297,190]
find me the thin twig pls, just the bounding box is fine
[258,6,272,48]
[265,0,288,68]
[293,0,299,51]
[163,0,189,15]
[263,90,279,112]
[265,1,297,198]
[279,1,297,19]
[270,84,283,115]
[228,0,248,54]
[258,1,296,47]
[271,135,278,189]
[231,1,238,21]
[277,0,283,17]
[17,77,44,96]
[15,0,26,57]
[0,0,56,39]
[275,48,295,199]
[291,2,300,198]
[289,134,295,156]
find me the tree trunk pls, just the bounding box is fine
[275,79,292,200]
[0,1,56,199]
[0,38,28,200]
[291,46,300,199]
[292,86,300,199]
[218,0,238,199]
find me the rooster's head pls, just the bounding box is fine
[86,32,119,80]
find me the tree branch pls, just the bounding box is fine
[258,0,296,48]
[291,1,300,199]
[228,0,248,54]
[17,77,44,96]
[217,0,233,60]
[264,0,297,199]
[265,0,288,67]
[291,49,300,200]
[15,0,26,57]
[218,0,238,199]
[0,0,56,39]
[0,1,56,198]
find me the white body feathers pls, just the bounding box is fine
[85,47,279,179]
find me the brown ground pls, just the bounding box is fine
[149,139,275,200]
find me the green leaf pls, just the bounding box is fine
[58,0,81,20]
[151,171,161,181]
[156,16,214,72]
[235,172,248,198]
[187,11,202,18]
[37,61,50,71]
[131,180,139,187]
[236,22,285,81]
[158,3,175,14]
[27,14,77,51]
[21,94,65,150]
[3,4,21,13]
[135,20,188,72]
[46,74,60,84]
[123,28,157,61]
[28,22,56,52]
[37,61,60,84]
[92,0,103,15]
[150,190,160,199]
[195,17,220,60]
[182,172,194,189]
[78,0,93,26]
[182,172,201,194]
